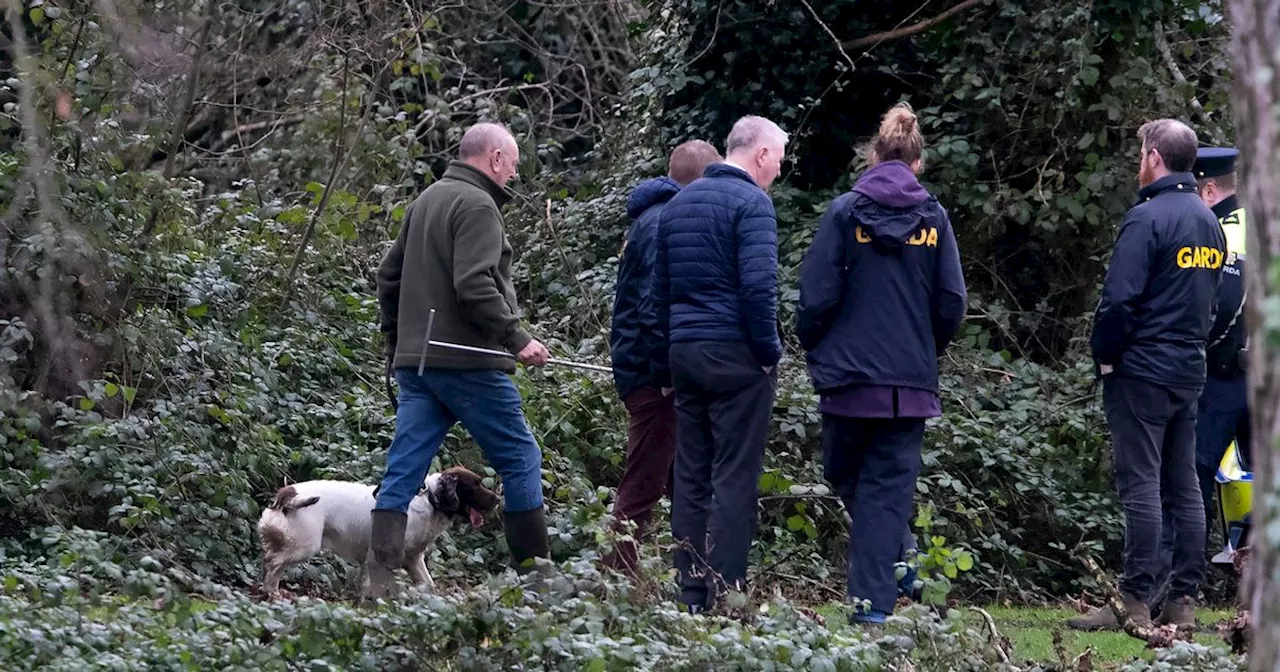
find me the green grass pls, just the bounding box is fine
[815,604,1234,667]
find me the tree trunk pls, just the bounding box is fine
[1226,1,1280,668]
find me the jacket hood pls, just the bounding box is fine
[852,160,930,209]
[627,176,681,219]
[848,162,936,252]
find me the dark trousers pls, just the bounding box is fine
[669,342,776,608]
[602,386,678,573]
[822,414,925,614]
[1103,375,1205,603]
[1152,373,1250,609]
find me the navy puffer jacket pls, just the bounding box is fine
[610,177,680,400]
[653,163,782,384]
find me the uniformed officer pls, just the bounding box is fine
[1068,119,1226,633]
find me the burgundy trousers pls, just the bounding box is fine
[602,386,678,574]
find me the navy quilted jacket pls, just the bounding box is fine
[652,163,782,385]
[610,177,680,400]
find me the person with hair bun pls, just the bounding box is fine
[796,102,967,626]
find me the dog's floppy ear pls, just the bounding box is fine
[433,472,461,515]
[452,468,501,521]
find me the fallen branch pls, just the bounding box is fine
[1072,548,1188,647]
[842,0,988,51]
[969,606,1014,665]
[220,115,307,143]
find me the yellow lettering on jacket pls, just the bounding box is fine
[1176,246,1223,269]
[854,226,938,247]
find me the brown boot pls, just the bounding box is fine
[1066,606,1120,631]
[1155,595,1197,628]
[1066,596,1152,632]
[363,509,407,601]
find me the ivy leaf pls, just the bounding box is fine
[104,383,119,398]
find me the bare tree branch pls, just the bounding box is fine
[842,0,988,51]
[1153,21,1208,124]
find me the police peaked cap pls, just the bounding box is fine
[1194,146,1238,179]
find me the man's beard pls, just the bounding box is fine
[1138,161,1154,188]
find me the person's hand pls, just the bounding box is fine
[1100,364,1114,376]
[517,339,550,367]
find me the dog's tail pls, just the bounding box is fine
[269,485,320,514]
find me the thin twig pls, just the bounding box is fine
[278,55,387,310]
[279,51,353,310]
[797,0,856,72]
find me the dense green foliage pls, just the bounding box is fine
[0,0,1251,666]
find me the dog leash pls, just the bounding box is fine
[383,308,612,411]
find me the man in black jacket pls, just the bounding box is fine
[1069,119,1226,632]
[603,140,721,575]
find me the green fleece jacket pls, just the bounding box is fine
[377,161,533,373]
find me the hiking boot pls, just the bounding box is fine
[1067,606,1119,631]
[363,509,407,601]
[504,506,551,573]
[1067,596,1152,631]
[1155,595,1197,628]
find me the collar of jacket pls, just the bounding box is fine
[1136,172,1197,203]
[443,160,513,207]
[1212,193,1240,219]
[705,162,760,187]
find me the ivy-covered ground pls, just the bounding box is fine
[0,0,1253,669]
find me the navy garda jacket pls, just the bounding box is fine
[653,163,782,385]
[610,177,681,400]
[1090,173,1227,388]
[796,160,967,394]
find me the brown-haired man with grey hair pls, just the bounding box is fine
[653,116,786,612]
[1070,118,1226,632]
[369,121,552,600]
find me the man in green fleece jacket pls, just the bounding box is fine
[368,122,551,598]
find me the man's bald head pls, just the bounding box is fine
[459,123,517,159]
[458,122,520,185]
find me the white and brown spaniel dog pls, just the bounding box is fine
[257,465,500,599]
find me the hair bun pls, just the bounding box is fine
[879,103,917,139]
[870,102,925,166]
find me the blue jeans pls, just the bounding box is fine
[373,368,544,514]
